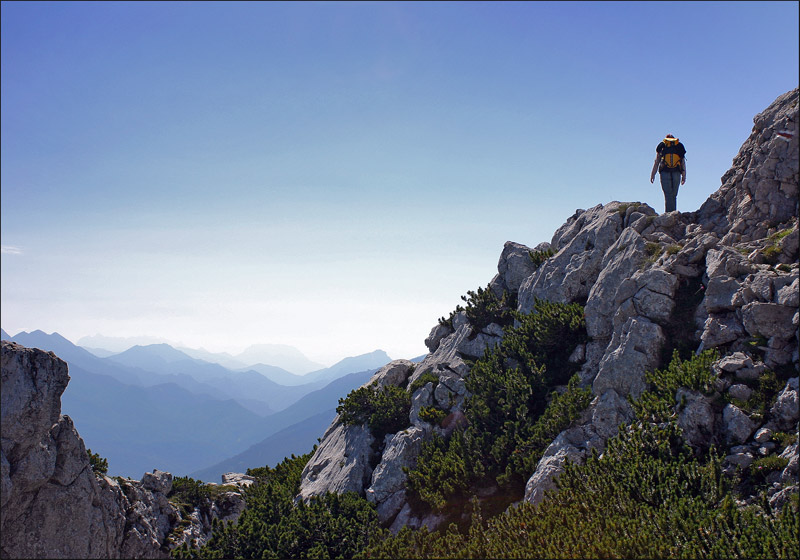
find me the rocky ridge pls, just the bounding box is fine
[297,88,799,529]
[0,341,251,558]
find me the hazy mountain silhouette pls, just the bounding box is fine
[61,365,267,478]
[191,368,374,482]
[233,343,325,374]
[2,329,395,477]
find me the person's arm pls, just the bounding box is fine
[650,153,661,183]
[681,158,687,184]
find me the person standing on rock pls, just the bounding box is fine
[650,133,686,212]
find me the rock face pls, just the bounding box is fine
[0,341,248,558]
[1,342,129,559]
[299,88,799,529]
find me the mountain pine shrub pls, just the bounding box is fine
[406,300,590,511]
[438,284,517,332]
[408,372,439,395]
[418,405,447,425]
[337,382,411,442]
[368,409,798,559]
[87,448,108,476]
[527,247,554,268]
[176,452,382,559]
[632,349,718,423]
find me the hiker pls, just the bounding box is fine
[650,134,686,212]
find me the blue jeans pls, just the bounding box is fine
[659,170,681,212]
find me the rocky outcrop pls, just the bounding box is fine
[696,88,799,243]
[298,360,415,503]
[0,341,248,558]
[1,342,132,559]
[299,88,799,531]
[523,88,798,505]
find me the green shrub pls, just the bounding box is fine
[632,349,718,423]
[405,300,590,511]
[405,431,471,512]
[773,431,798,447]
[666,243,682,256]
[728,369,786,423]
[504,299,587,385]
[87,448,108,476]
[408,372,439,395]
[528,247,554,268]
[749,456,790,485]
[178,452,382,560]
[418,406,448,426]
[337,383,411,441]
[439,284,517,332]
[368,405,799,560]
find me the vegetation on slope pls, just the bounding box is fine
[172,298,798,559]
[173,452,382,559]
[406,298,590,516]
[364,351,799,560]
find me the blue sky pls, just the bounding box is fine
[2,1,798,365]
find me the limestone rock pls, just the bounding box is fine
[366,426,428,524]
[753,427,773,444]
[220,472,255,488]
[676,388,717,449]
[590,389,634,440]
[741,302,797,339]
[722,404,758,445]
[584,227,647,340]
[593,316,665,399]
[0,341,183,559]
[696,88,799,239]
[367,359,415,389]
[519,202,627,310]
[701,313,746,348]
[297,419,375,501]
[523,431,586,506]
[727,384,753,402]
[425,323,453,353]
[770,377,799,430]
[493,241,540,295]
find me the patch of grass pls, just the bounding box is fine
[748,455,789,486]
[769,228,794,243]
[641,242,663,269]
[773,431,798,447]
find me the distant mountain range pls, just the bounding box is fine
[190,369,374,482]
[1,328,391,479]
[77,335,327,374]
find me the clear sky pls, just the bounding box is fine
[2,1,798,365]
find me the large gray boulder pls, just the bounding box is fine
[593,316,665,399]
[366,426,428,524]
[518,203,626,310]
[297,419,376,501]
